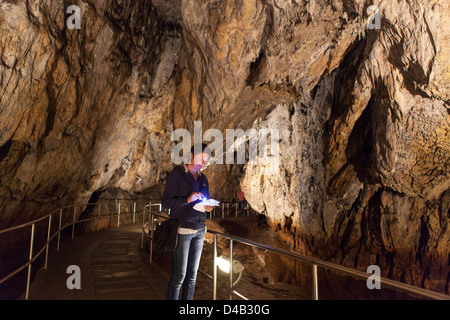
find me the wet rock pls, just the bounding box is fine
[0,0,448,294]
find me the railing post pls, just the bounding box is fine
[229,239,233,300]
[213,233,217,300]
[25,223,35,300]
[312,264,319,300]
[133,202,136,223]
[149,203,153,221]
[72,206,76,239]
[97,203,101,232]
[57,209,62,251]
[44,215,52,269]
[149,211,154,264]
[222,203,224,219]
[109,199,112,217]
[141,205,146,248]
[117,202,121,227]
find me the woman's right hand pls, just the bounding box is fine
[188,192,204,203]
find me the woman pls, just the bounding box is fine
[162,143,213,300]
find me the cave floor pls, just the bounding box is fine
[22,223,169,300]
[21,217,309,300]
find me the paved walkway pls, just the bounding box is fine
[23,223,170,300]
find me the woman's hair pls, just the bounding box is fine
[191,143,211,157]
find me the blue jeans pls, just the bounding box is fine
[166,227,206,300]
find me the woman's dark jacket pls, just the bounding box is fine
[161,165,210,230]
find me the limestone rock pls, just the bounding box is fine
[0,0,448,295]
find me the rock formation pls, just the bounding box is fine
[0,0,448,295]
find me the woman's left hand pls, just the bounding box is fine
[204,205,213,212]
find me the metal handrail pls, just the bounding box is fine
[142,205,450,300]
[141,203,169,264]
[210,200,254,219]
[0,198,150,300]
[210,232,450,300]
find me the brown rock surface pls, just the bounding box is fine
[0,0,448,295]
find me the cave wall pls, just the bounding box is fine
[238,0,450,292]
[0,0,180,228]
[0,0,448,293]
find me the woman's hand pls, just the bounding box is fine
[204,205,213,212]
[188,192,204,203]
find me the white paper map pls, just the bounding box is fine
[193,198,220,212]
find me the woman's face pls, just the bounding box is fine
[191,152,209,170]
